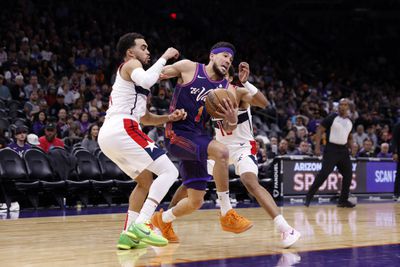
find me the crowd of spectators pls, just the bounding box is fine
[0,0,399,169]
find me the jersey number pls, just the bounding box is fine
[195,106,204,123]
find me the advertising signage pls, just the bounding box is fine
[271,157,396,199]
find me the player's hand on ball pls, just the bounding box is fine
[168,109,187,122]
[238,62,250,84]
[215,98,238,125]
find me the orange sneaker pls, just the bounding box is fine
[220,209,253,234]
[151,209,180,243]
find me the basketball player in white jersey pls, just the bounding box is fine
[98,32,187,249]
[155,63,300,248]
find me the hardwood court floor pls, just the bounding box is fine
[0,203,399,266]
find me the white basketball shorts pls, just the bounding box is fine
[98,115,165,179]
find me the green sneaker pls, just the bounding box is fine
[117,232,148,250]
[116,249,148,266]
[126,222,169,247]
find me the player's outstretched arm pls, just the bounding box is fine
[140,109,187,126]
[161,59,195,80]
[123,47,179,89]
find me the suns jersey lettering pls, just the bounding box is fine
[215,107,254,145]
[167,63,229,135]
[105,65,149,122]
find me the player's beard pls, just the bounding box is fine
[212,63,225,79]
[138,55,151,67]
[140,59,150,67]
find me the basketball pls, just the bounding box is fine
[205,89,236,119]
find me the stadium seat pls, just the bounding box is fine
[71,143,86,155]
[48,147,91,207]
[93,147,102,157]
[12,118,28,127]
[0,148,40,209]
[97,151,135,199]
[0,109,7,118]
[7,100,24,119]
[0,118,10,132]
[74,150,114,205]
[0,99,5,109]
[24,149,66,208]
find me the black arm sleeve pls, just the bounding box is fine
[321,113,337,129]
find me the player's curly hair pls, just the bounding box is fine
[116,32,145,59]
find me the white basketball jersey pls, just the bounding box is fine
[215,107,254,145]
[106,66,148,122]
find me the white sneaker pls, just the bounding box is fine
[9,211,20,220]
[276,252,301,267]
[9,202,20,212]
[0,203,7,213]
[281,228,301,248]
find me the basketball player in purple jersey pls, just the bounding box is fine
[150,42,253,242]
[162,63,301,248]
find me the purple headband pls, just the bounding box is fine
[210,47,234,57]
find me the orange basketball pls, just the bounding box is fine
[205,89,236,119]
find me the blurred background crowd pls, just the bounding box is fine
[0,0,399,169]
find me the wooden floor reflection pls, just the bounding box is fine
[0,203,399,266]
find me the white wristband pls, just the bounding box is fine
[227,121,237,127]
[244,81,258,96]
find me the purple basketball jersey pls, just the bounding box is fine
[167,63,229,135]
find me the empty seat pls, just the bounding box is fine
[12,118,28,127]
[0,148,40,209]
[97,151,135,199]
[71,143,85,155]
[24,149,66,208]
[75,150,114,205]
[0,109,7,118]
[0,118,10,131]
[97,151,127,180]
[48,147,91,207]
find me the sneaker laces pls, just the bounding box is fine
[227,211,245,224]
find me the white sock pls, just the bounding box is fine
[135,199,158,224]
[123,210,139,231]
[162,208,176,223]
[217,191,232,216]
[274,215,292,233]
